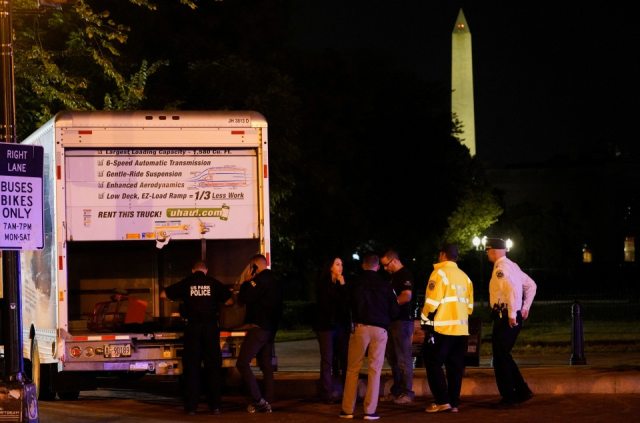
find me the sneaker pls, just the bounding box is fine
[247,398,272,413]
[451,407,459,413]
[425,403,452,413]
[381,392,397,402]
[364,413,380,420]
[339,411,354,419]
[393,394,412,404]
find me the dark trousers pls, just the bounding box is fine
[316,326,349,400]
[183,320,222,412]
[423,332,467,407]
[492,311,527,402]
[386,319,416,399]
[236,327,275,403]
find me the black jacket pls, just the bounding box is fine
[313,276,349,332]
[347,270,399,330]
[238,269,283,334]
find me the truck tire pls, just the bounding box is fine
[57,391,80,401]
[26,339,56,401]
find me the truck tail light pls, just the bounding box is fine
[69,346,82,358]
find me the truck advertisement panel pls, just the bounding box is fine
[65,148,259,242]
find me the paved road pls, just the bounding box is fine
[35,339,640,421]
[38,390,640,422]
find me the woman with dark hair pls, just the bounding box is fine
[313,257,350,404]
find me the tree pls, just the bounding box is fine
[12,0,196,139]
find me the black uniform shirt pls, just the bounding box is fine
[389,266,415,321]
[164,271,232,321]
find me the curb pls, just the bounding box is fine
[271,368,640,399]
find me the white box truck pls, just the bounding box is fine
[16,110,271,400]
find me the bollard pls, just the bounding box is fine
[570,299,587,365]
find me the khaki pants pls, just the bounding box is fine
[342,325,388,415]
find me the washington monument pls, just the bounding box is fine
[452,9,476,156]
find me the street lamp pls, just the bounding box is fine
[472,236,487,250]
[472,235,487,306]
[506,239,513,251]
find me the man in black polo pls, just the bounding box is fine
[380,249,415,404]
[161,260,233,415]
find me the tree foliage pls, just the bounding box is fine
[12,0,190,139]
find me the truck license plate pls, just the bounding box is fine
[104,344,131,358]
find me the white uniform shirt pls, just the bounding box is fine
[489,256,537,320]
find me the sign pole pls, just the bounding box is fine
[1,0,40,421]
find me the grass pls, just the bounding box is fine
[274,328,316,343]
[276,321,640,355]
[483,321,640,355]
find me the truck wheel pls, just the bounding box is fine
[57,391,80,401]
[26,339,56,401]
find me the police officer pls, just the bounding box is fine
[422,244,473,413]
[161,260,233,415]
[485,238,537,409]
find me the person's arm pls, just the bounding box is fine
[388,286,400,321]
[422,271,443,319]
[521,273,537,319]
[397,289,412,305]
[212,280,234,306]
[238,273,269,304]
[467,276,474,316]
[500,274,518,326]
[161,280,182,301]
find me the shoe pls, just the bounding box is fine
[491,400,519,410]
[381,392,397,402]
[518,389,535,403]
[393,394,412,404]
[364,413,380,420]
[451,407,458,413]
[425,403,452,413]
[211,408,221,415]
[339,411,354,419]
[247,398,272,413]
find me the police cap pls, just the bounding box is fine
[485,238,507,250]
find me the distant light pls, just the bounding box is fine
[457,24,465,28]
[506,239,513,250]
[352,253,360,261]
[472,236,480,247]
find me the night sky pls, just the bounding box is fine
[290,1,640,168]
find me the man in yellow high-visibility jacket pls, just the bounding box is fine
[421,244,473,414]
